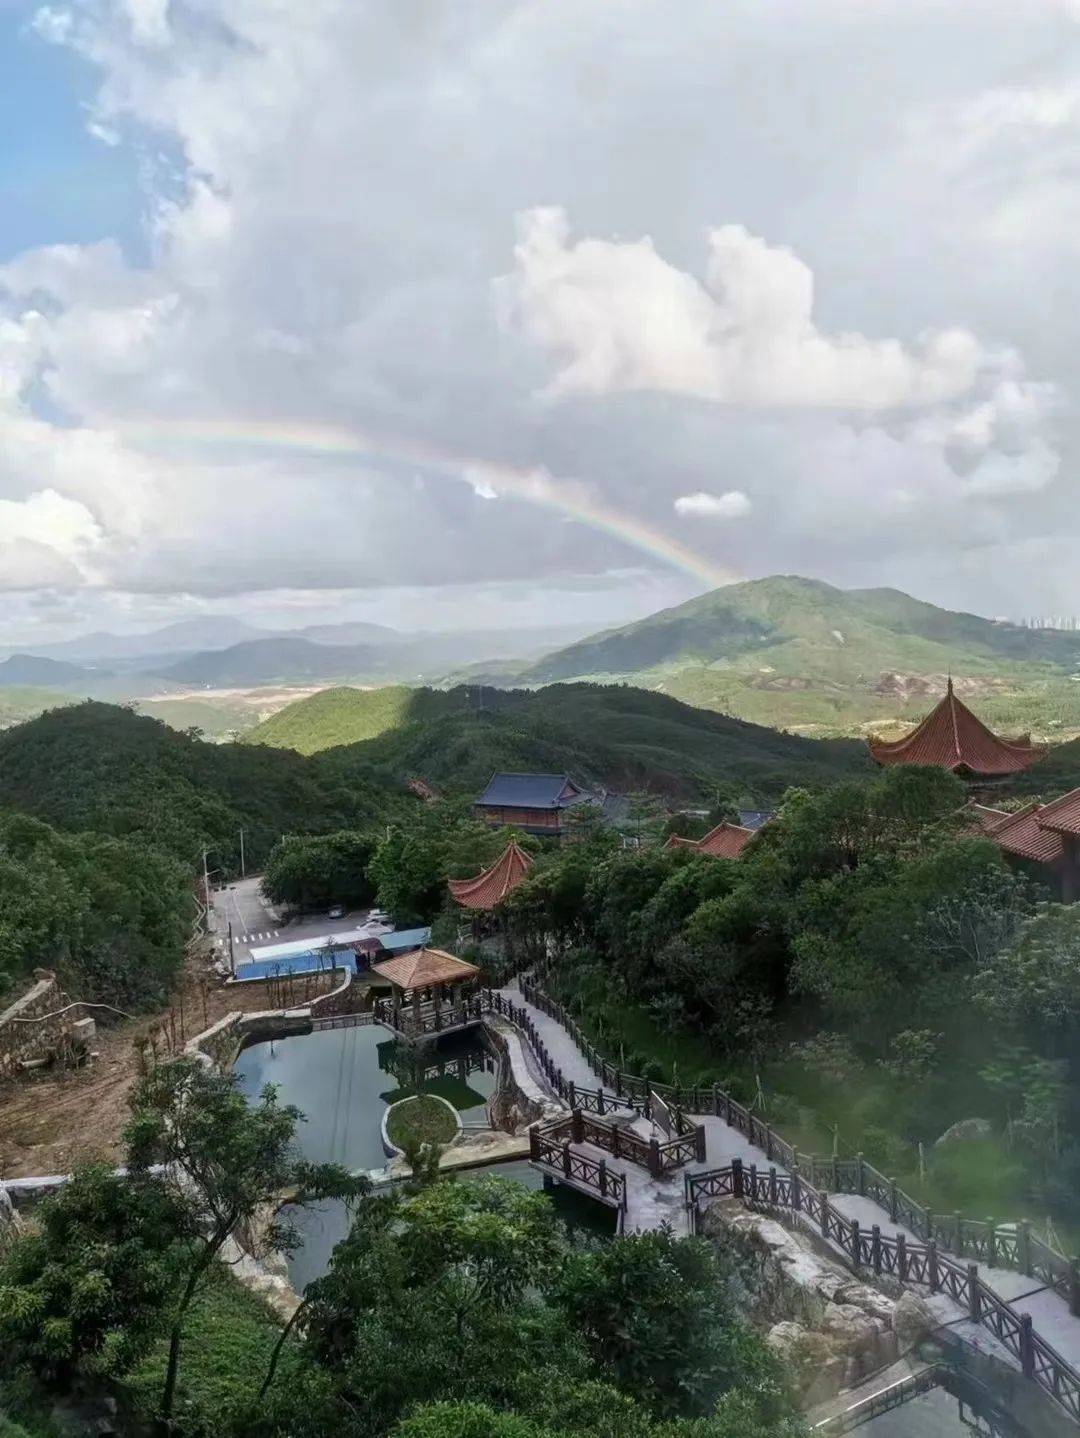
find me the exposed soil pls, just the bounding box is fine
[0,952,337,1180]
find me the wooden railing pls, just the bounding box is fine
[517,975,1080,1314]
[686,1160,1080,1429]
[529,1122,627,1212]
[532,1107,705,1180]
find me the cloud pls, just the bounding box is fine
[497,207,983,409]
[0,0,1076,638]
[674,490,751,520]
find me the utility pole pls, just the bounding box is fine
[228,921,235,977]
[202,848,214,934]
[239,828,246,879]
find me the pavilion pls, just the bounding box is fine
[449,840,535,910]
[371,946,481,1040]
[868,679,1045,779]
[665,821,759,859]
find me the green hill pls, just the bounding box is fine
[468,577,1080,738]
[247,682,871,803]
[0,702,413,873]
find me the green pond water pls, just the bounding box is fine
[234,1023,616,1288]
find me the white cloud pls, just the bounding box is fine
[497,207,983,409]
[674,490,752,520]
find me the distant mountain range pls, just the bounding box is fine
[458,577,1080,739]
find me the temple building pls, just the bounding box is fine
[868,680,1045,779]
[449,840,535,910]
[969,789,1080,902]
[665,820,759,859]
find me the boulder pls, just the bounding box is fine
[893,1291,938,1350]
[934,1117,992,1148]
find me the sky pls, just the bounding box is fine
[1,0,1079,645]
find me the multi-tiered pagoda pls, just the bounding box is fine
[868,680,1045,780]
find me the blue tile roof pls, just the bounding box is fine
[738,809,776,831]
[476,772,585,810]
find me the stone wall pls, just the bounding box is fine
[0,970,85,1079]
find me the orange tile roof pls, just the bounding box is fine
[448,841,535,910]
[1035,787,1080,837]
[370,947,480,991]
[868,681,1046,776]
[665,821,758,859]
[982,804,1065,864]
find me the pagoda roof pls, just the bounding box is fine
[371,947,479,992]
[868,681,1046,776]
[666,821,758,860]
[448,840,535,910]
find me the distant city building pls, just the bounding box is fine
[868,679,1045,779]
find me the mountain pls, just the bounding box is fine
[469,577,1080,739]
[152,636,391,686]
[0,654,113,688]
[0,701,414,871]
[0,617,270,665]
[246,682,870,802]
[295,621,400,646]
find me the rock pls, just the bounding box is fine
[893,1291,938,1350]
[934,1117,992,1148]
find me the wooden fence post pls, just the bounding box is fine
[967,1264,980,1323]
[872,1225,882,1276]
[598,1159,608,1200]
[571,1108,584,1145]
[850,1219,861,1268]
[612,1126,621,1161]
[987,1220,997,1270]
[831,1155,839,1192]
[567,1080,576,1110]
[765,1124,774,1163]
[562,1141,572,1177]
[954,1212,964,1258]
[928,1240,940,1294]
[597,1089,606,1117]
[1019,1314,1035,1380]
[648,1138,662,1179]
[1070,1258,1080,1318]
[889,1178,899,1224]
[695,1124,706,1163]
[713,1084,722,1118]
[856,1152,865,1196]
[792,1169,802,1213]
[769,1166,778,1205]
[529,1126,539,1161]
[749,1163,759,1202]
[1019,1219,1033,1278]
[897,1233,908,1283]
[819,1194,830,1240]
[731,1157,744,1199]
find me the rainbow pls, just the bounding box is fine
[118,416,739,591]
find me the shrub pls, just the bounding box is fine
[638,1059,667,1085]
[859,1125,912,1175]
[789,1032,861,1086]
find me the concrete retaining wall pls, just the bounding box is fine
[0,970,86,1079]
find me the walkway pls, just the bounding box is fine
[497,979,1080,1387]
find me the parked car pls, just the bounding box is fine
[328,904,345,919]
[368,908,390,925]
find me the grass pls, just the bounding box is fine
[386,1093,459,1149]
[122,1264,284,1437]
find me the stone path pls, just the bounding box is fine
[498,980,1080,1383]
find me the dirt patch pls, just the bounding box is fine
[0,954,337,1180]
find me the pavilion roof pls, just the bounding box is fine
[448,840,535,910]
[370,947,480,992]
[476,773,586,810]
[665,821,758,860]
[868,681,1046,776]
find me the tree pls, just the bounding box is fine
[975,903,1080,1046]
[262,831,378,914]
[0,1166,189,1388]
[123,1058,363,1426]
[552,1229,784,1419]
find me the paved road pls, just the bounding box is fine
[209,876,380,966]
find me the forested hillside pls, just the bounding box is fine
[248,682,871,802]
[458,576,1080,739]
[0,702,414,874]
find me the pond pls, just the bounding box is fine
[282,1161,618,1291]
[234,1021,618,1289]
[233,1021,498,1173]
